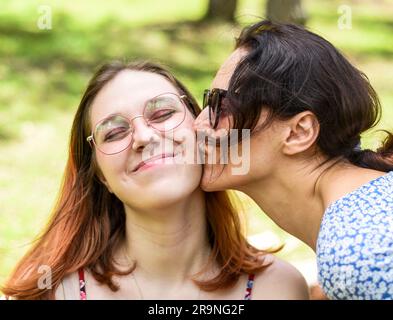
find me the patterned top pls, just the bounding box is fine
[317,171,393,300]
[78,269,255,300]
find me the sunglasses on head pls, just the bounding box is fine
[203,88,228,129]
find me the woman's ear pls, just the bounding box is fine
[282,111,320,156]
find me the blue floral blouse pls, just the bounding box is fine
[317,171,393,300]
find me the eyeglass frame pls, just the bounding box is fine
[203,88,228,129]
[86,92,188,155]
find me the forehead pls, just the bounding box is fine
[211,47,248,90]
[90,70,178,124]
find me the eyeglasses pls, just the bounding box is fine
[203,88,228,129]
[86,92,187,155]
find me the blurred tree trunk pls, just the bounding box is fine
[266,0,307,25]
[203,0,238,22]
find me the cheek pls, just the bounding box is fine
[172,115,198,155]
[161,163,202,194]
[95,152,128,184]
[200,134,277,191]
[184,111,197,128]
[200,143,251,191]
[216,114,233,131]
[194,108,210,129]
[122,163,202,210]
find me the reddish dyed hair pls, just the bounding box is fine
[1,61,274,299]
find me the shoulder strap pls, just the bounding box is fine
[244,273,255,300]
[78,268,87,300]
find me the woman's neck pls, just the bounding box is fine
[239,158,344,251]
[239,158,386,251]
[119,188,211,284]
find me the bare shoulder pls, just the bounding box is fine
[251,254,309,300]
[54,271,80,300]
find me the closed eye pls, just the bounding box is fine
[104,127,130,141]
[149,109,176,122]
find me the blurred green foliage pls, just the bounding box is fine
[1,0,393,284]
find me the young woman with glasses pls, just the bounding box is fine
[1,60,309,300]
[194,20,393,300]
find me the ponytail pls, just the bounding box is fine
[347,131,393,172]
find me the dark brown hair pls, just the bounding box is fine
[1,60,273,300]
[226,20,393,171]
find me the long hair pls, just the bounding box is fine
[1,60,272,299]
[226,20,393,171]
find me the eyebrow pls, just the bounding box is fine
[93,112,129,129]
[93,92,180,126]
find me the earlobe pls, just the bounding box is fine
[282,112,319,155]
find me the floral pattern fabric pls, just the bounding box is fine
[244,273,255,300]
[78,268,87,300]
[317,171,393,300]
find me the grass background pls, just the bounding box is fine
[1,0,393,285]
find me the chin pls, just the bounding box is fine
[200,180,215,192]
[200,171,227,192]
[201,163,254,192]
[131,168,203,205]
[133,185,202,210]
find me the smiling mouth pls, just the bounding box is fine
[132,153,177,172]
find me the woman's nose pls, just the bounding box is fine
[131,117,160,151]
[193,108,212,132]
[194,107,231,143]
